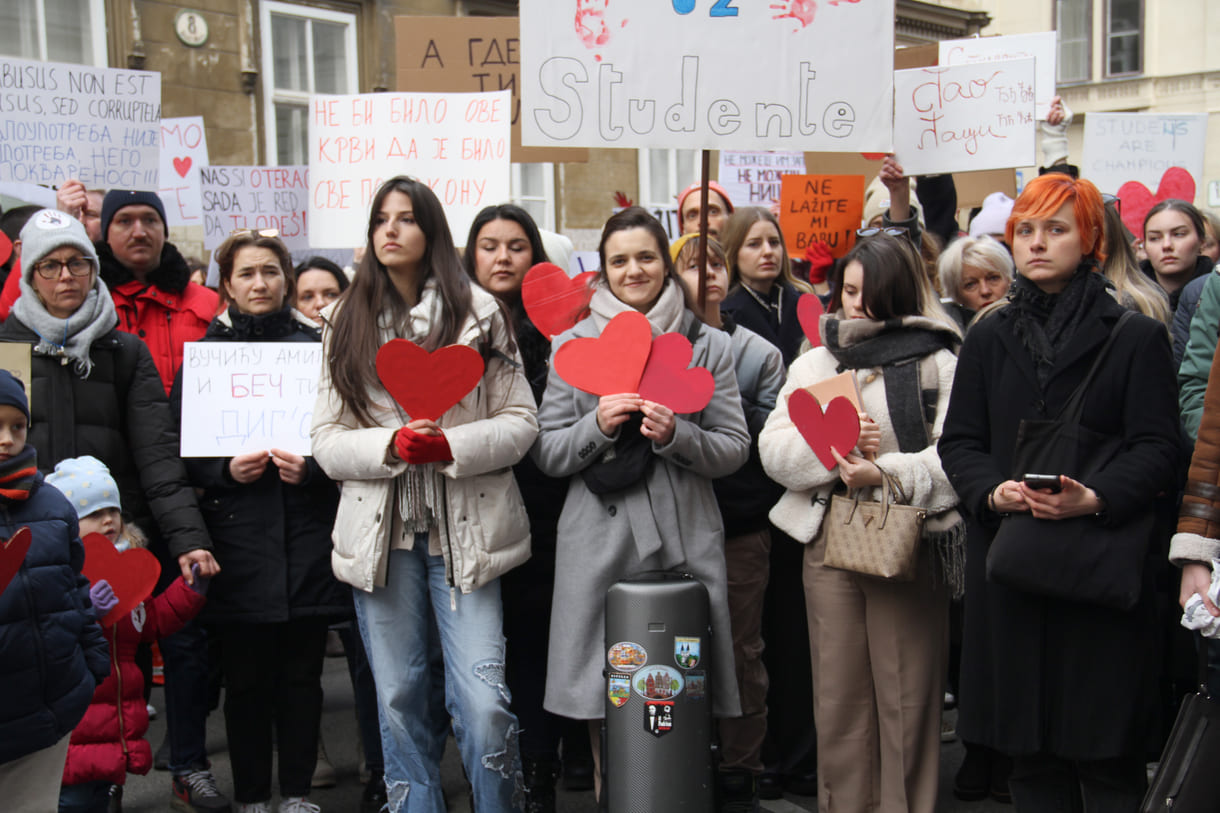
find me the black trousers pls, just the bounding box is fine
[1009,753,1145,813]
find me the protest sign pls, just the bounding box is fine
[939,32,1057,119]
[0,56,160,190]
[719,151,806,207]
[180,342,320,458]
[159,117,208,227]
[519,0,894,152]
[779,175,865,258]
[395,16,587,164]
[0,345,32,413]
[1082,112,1208,197]
[200,166,309,251]
[893,58,1036,176]
[307,90,511,249]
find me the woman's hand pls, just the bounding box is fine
[270,448,307,485]
[57,179,87,220]
[178,549,220,582]
[856,412,880,457]
[1019,475,1102,520]
[640,400,676,446]
[830,448,883,489]
[406,418,442,437]
[1046,95,1066,126]
[990,480,1030,513]
[596,393,642,436]
[878,156,911,223]
[1180,562,1219,614]
[229,451,270,484]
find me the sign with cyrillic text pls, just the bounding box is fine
[938,32,1057,120]
[719,151,806,208]
[1082,113,1208,197]
[159,117,208,227]
[201,166,309,251]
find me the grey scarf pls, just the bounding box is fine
[12,274,119,378]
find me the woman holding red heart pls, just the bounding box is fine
[760,233,963,813]
[312,177,537,813]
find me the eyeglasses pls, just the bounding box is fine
[856,227,910,240]
[32,257,95,279]
[229,228,280,239]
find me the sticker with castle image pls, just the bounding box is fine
[674,636,700,669]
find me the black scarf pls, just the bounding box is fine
[1007,264,1107,387]
[96,240,192,294]
[210,305,315,341]
[0,447,38,501]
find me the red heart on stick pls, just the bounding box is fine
[788,391,861,470]
[0,526,32,599]
[796,293,825,349]
[172,156,192,178]
[553,311,652,396]
[638,333,714,414]
[522,263,597,339]
[376,340,485,421]
[1118,167,1196,239]
[82,533,160,627]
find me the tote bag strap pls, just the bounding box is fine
[1055,309,1136,424]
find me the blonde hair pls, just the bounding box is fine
[1101,204,1171,325]
[937,236,1015,306]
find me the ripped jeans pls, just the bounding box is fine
[354,541,523,813]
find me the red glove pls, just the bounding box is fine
[394,427,453,465]
[803,241,834,286]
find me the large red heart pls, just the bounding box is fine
[82,533,160,627]
[553,311,652,396]
[0,527,32,599]
[796,293,825,349]
[638,332,714,414]
[0,232,11,268]
[376,340,485,422]
[522,263,597,339]
[1118,167,1196,239]
[788,390,861,470]
[172,156,192,178]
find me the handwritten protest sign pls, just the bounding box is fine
[159,117,208,227]
[893,59,1036,176]
[779,175,865,258]
[200,166,309,251]
[520,0,894,151]
[395,16,587,164]
[939,32,1057,120]
[719,151,806,207]
[307,90,510,249]
[1082,113,1208,197]
[0,345,32,413]
[180,342,320,458]
[0,56,161,190]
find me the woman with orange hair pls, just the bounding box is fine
[938,174,1181,812]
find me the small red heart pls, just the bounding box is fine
[522,263,597,339]
[0,527,32,599]
[553,311,652,396]
[788,391,861,470]
[1118,167,1196,239]
[796,293,825,349]
[637,333,714,414]
[375,340,485,422]
[82,533,160,627]
[0,232,11,267]
[172,156,192,178]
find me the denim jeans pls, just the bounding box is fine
[354,541,522,813]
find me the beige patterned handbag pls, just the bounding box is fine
[822,469,926,582]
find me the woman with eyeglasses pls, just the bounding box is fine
[170,229,347,813]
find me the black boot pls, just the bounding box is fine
[523,756,561,813]
[361,770,388,813]
[718,769,761,813]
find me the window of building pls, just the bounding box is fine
[511,163,555,233]
[1105,0,1142,77]
[1055,0,1090,84]
[638,149,702,210]
[0,0,106,66]
[260,1,358,166]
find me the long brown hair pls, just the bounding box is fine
[720,207,813,294]
[326,176,473,426]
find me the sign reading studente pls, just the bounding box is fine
[159,117,209,227]
[779,174,865,258]
[201,166,309,251]
[938,32,1057,120]
[180,342,320,458]
[519,0,894,151]
[893,58,1036,176]
[719,151,806,207]
[0,56,161,190]
[307,90,510,249]
[1082,113,1209,197]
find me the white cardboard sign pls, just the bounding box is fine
[520,0,894,152]
[718,151,806,207]
[893,58,1036,176]
[938,32,1057,120]
[159,117,209,227]
[180,342,321,458]
[1082,113,1209,196]
[200,166,309,251]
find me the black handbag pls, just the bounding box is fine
[986,311,1152,611]
[1142,644,1220,812]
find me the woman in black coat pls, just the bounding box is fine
[938,174,1181,812]
[173,230,346,811]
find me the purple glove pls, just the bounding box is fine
[188,563,210,597]
[89,579,118,617]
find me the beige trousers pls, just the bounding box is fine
[0,732,72,812]
[804,531,948,813]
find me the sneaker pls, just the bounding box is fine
[311,738,336,789]
[235,805,271,813]
[279,798,321,813]
[147,703,158,720]
[941,713,958,742]
[171,767,232,812]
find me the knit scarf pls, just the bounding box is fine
[12,275,119,378]
[588,278,687,336]
[0,447,38,501]
[1007,264,1107,388]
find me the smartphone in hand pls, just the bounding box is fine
[1022,473,1062,493]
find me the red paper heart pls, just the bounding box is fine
[172,156,192,178]
[553,311,652,396]
[0,527,32,599]
[375,340,485,422]
[0,232,11,268]
[788,391,861,470]
[637,332,714,414]
[82,533,160,627]
[796,293,825,349]
[1118,167,1196,239]
[522,263,597,339]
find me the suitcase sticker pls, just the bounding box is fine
[608,673,631,708]
[607,641,648,673]
[685,671,706,701]
[644,700,674,737]
[633,665,684,700]
[675,636,701,669]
